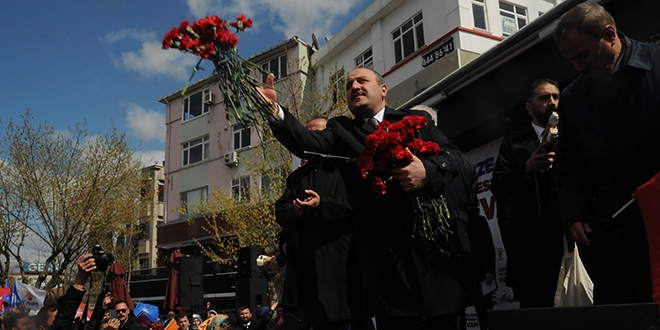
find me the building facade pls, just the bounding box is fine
[156,37,312,258]
[310,0,560,107]
[137,164,165,269]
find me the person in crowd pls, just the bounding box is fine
[7,313,33,330]
[261,67,475,330]
[113,300,139,330]
[163,311,176,327]
[236,306,270,330]
[35,254,95,330]
[553,2,660,305]
[267,305,284,330]
[175,314,190,330]
[191,314,202,330]
[276,116,373,330]
[491,79,565,308]
[34,304,59,330]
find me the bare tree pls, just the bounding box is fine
[0,110,147,289]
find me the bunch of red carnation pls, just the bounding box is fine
[162,14,252,58]
[357,115,441,194]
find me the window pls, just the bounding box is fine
[180,186,208,215]
[355,48,373,69]
[157,180,165,203]
[139,258,149,269]
[261,54,288,83]
[183,89,211,121]
[472,0,488,30]
[233,125,251,150]
[500,2,527,36]
[182,135,210,166]
[330,69,346,104]
[392,12,425,63]
[232,176,250,202]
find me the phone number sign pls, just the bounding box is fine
[421,36,455,67]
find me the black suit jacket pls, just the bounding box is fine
[491,124,564,290]
[270,107,473,317]
[276,160,358,322]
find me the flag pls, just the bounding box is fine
[13,280,46,310]
[1,279,10,313]
[76,302,93,321]
[634,170,660,304]
[163,317,179,330]
[10,280,21,309]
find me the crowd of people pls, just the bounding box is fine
[2,2,659,330]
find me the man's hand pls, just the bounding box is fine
[526,143,555,174]
[103,292,112,308]
[256,74,279,116]
[392,152,428,192]
[568,222,592,245]
[73,254,96,290]
[106,318,121,330]
[484,274,495,285]
[293,189,320,218]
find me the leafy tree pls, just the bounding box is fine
[0,110,147,290]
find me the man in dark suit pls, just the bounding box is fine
[553,2,660,304]
[261,68,474,330]
[276,116,372,330]
[491,79,565,308]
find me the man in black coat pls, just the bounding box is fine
[553,2,660,304]
[491,79,565,308]
[276,116,372,330]
[113,301,140,330]
[262,68,474,330]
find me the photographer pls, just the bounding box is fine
[45,254,97,330]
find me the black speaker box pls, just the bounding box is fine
[235,279,269,313]
[178,256,204,306]
[488,302,659,330]
[237,246,264,280]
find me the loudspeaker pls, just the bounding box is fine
[237,246,264,280]
[178,256,204,306]
[235,279,269,313]
[488,302,659,330]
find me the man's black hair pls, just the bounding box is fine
[34,303,59,328]
[526,79,559,103]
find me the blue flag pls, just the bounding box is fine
[10,279,21,309]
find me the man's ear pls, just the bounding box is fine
[381,84,388,100]
[602,24,617,43]
[525,102,532,114]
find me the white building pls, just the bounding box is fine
[311,0,560,106]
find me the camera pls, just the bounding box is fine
[91,244,115,271]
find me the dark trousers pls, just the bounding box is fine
[579,208,653,305]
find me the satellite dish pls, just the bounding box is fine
[311,33,320,50]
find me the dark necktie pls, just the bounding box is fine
[367,117,379,129]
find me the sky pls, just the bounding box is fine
[0,0,372,167]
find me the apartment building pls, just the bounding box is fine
[156,37,312,257]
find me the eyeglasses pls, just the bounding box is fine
[116,309,128,314]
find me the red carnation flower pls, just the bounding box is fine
[231,14,253,31]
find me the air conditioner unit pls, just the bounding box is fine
[223,151,238,166]
[203,92,215,105]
